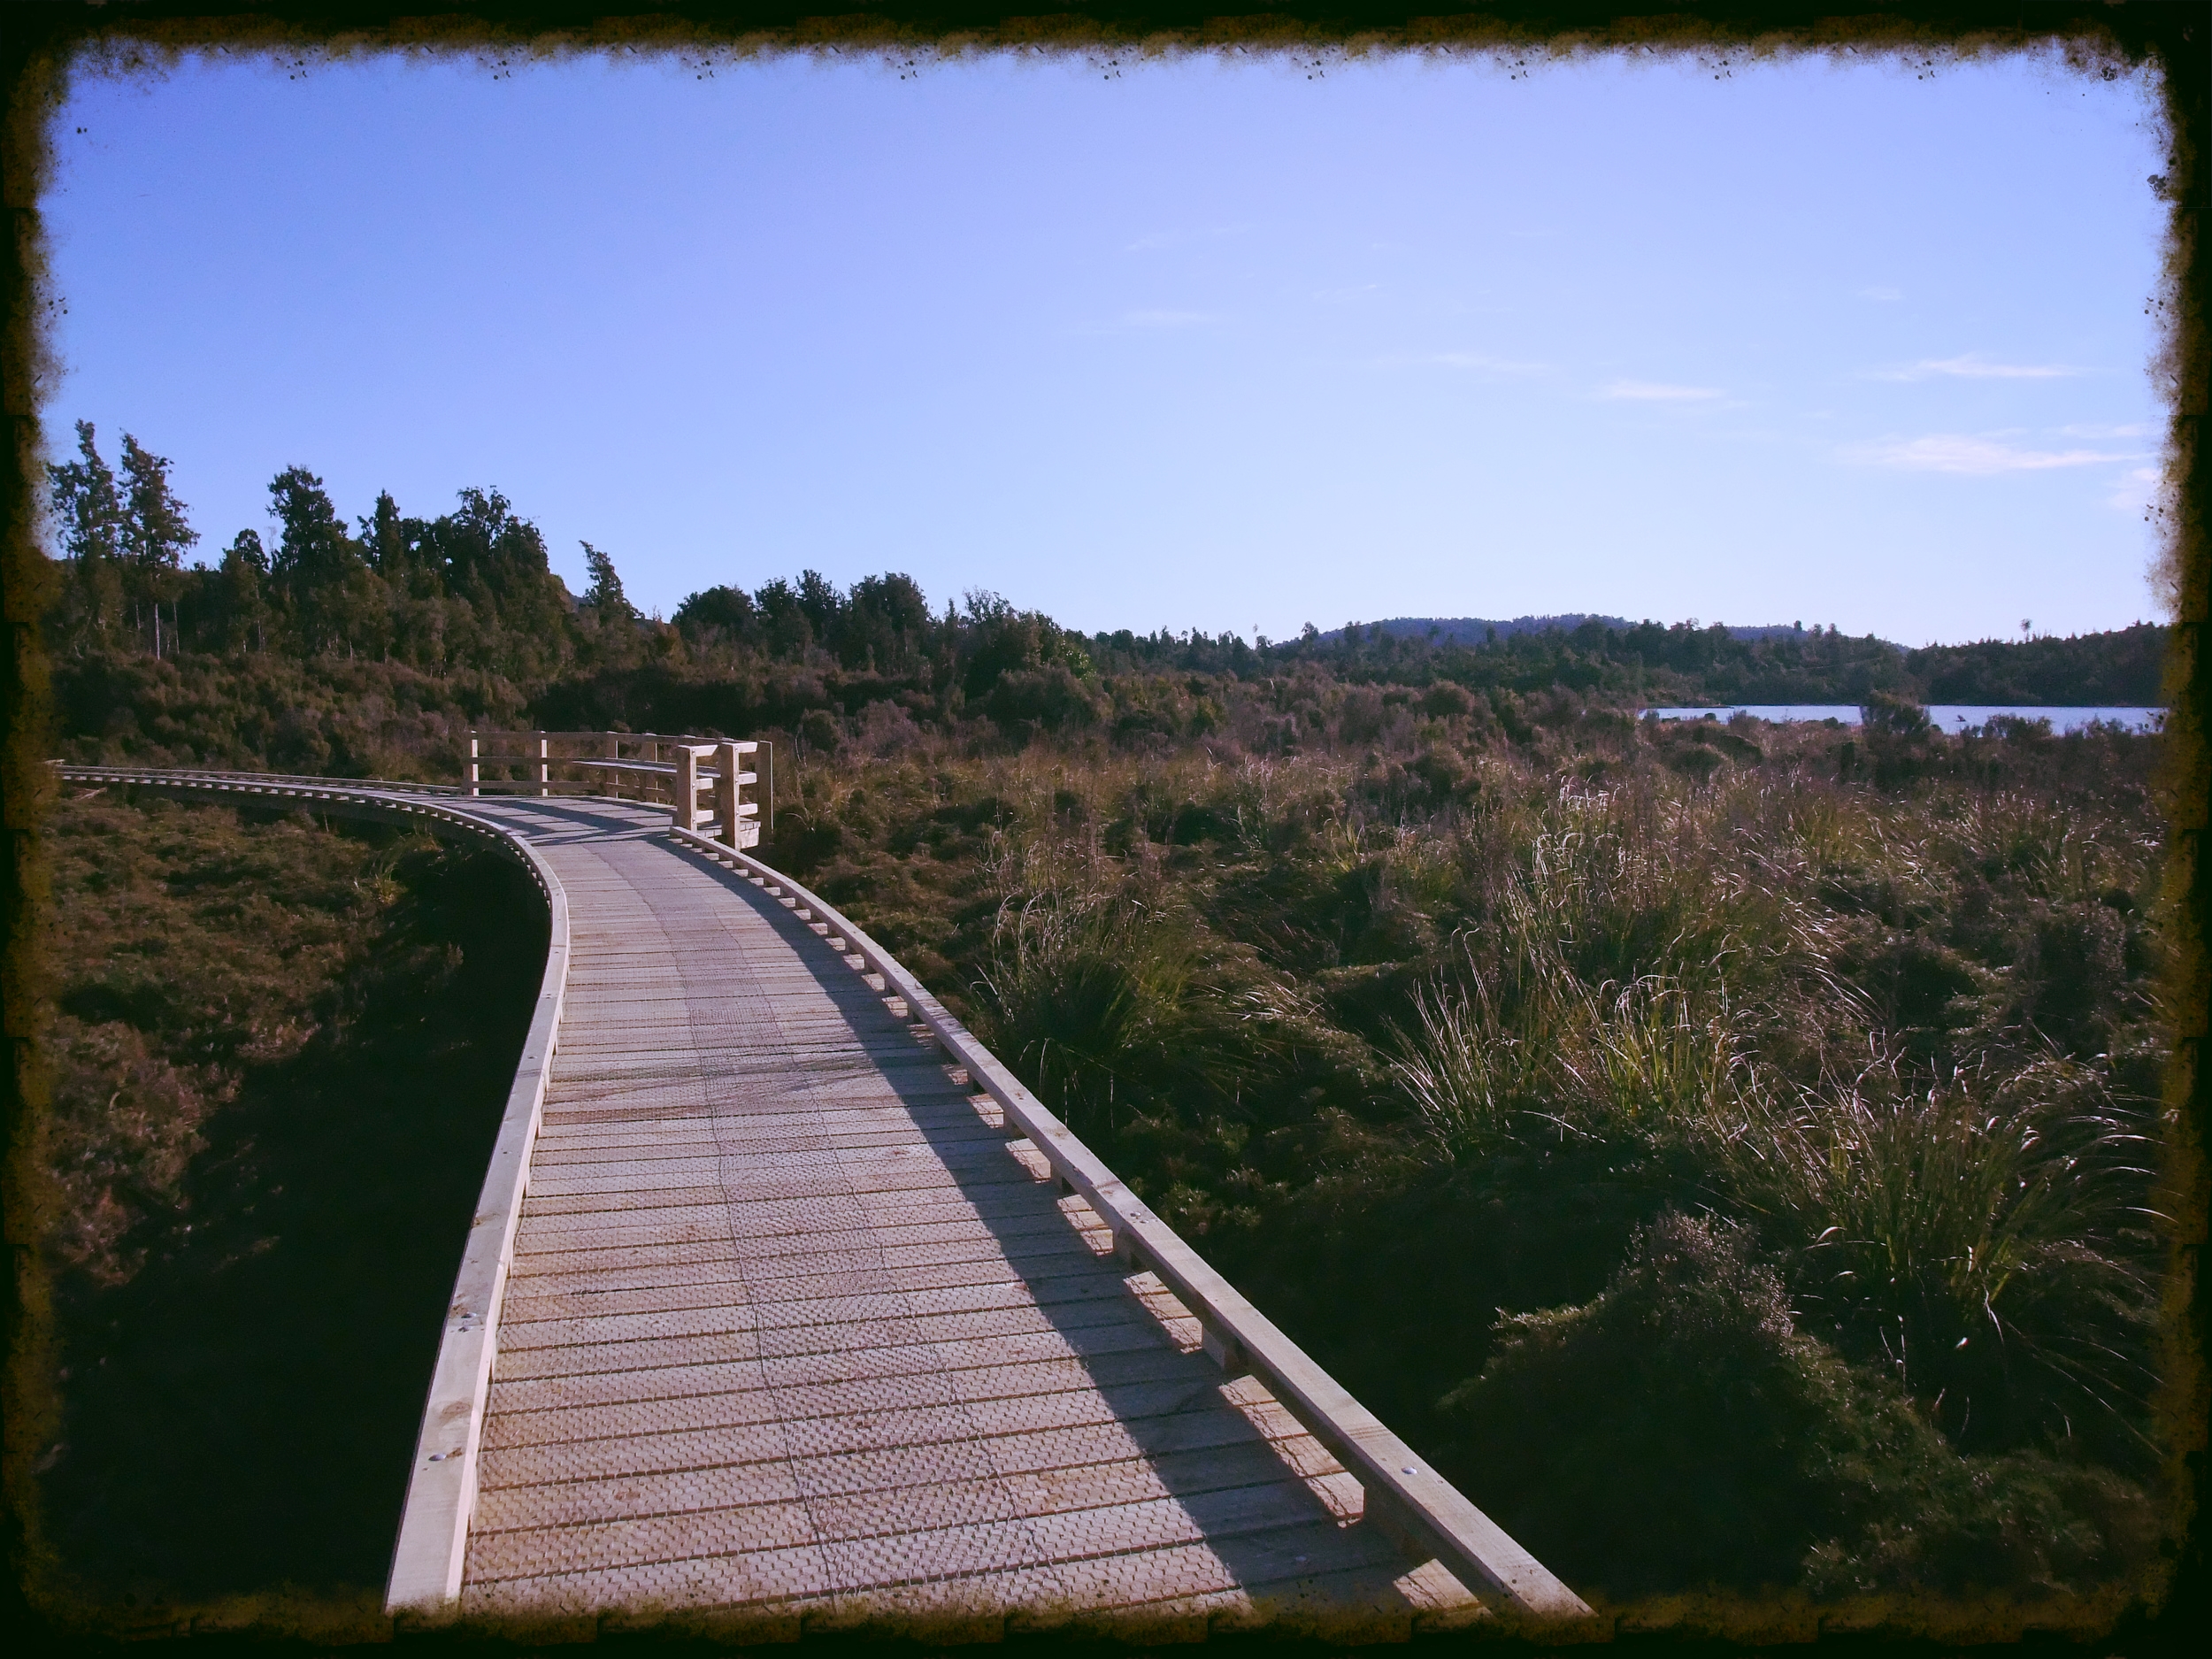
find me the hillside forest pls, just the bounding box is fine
[33,434,2182,1611]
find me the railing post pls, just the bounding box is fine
[535,732,549,798]
[713,741,740,848]
[468,731,480,798]
[602,733,618,799]
[673,745,700,833]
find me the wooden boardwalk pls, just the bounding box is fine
[447,797,1466,1628]
[53,767,1587,1636]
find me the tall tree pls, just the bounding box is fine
[359,490,410,580]
[845,572,931,670]
[45,420,127,651]
[417,488,573,681]
[217,529,271,653]
[756,578,813,656]
[267,465,379,657]
[672,584,760,648]
[796,569,845,647]
[578,541,639,667]
[580,541,634,619]
[118,434,198,658]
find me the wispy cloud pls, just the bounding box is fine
[1866,354,2081,382]
[2061,421,2156,440]
[1313,282,1379,303]
[1599,379,1724,403]
[1437,351,1552,377]
[2108,465,2164,511]
[1123,223,1252,253]
[1858,285,1903,302]
[1843,434,2129,474]
[1120,309,1214,328]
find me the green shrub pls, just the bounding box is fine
[1696,1063,2160,1466]
[1437,1212,2155,1599]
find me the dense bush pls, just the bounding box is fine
[1438,1212,2156,1599]
[49,651,522,778]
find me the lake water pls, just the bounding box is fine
[1638,705,2165,734]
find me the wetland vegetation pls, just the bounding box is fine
[32,447,2181,1609]
[757,704,2172,1603]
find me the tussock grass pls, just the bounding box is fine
[1699,1061,2162,1467]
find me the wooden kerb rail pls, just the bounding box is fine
[48,761,1590,1628]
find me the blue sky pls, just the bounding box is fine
[42,44,2167,645]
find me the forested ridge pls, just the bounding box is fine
[41,426,2169,781]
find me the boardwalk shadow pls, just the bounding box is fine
[664,846,1435,1635]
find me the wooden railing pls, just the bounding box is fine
[465,729,767,847]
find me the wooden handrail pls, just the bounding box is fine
[50,763,464,795]
[469,730,761,752]
[664,821,1594,1622]
[464,730,764,846]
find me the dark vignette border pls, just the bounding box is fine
[1,2,2201,1650]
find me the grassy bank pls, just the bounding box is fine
[756,708,2172,1603]
[34,789,543,1608]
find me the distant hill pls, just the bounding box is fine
[1326,616,1838,646]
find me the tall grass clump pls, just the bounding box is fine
[1393,964,1744,1164]
[1699,1061,2162,1466]
[969,889,1191,1141]
[969,863,1353,1160]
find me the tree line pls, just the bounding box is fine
[46,424,582,685]
[1082,614,2170,707]
[45,426,2169,758]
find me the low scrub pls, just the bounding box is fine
[1438,1213,2157,1601]
[35,790,544,1601]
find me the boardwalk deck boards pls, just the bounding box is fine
[55,766,1588,1634]
[449,798,1471,1628]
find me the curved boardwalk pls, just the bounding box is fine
[454,796,1473,1632]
